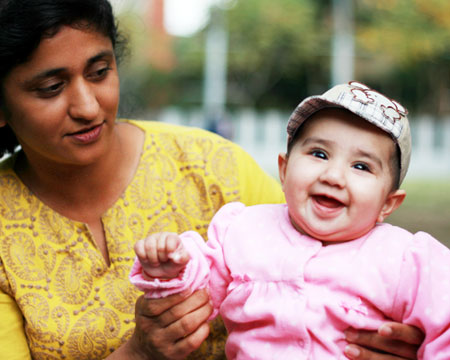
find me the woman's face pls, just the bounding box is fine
[0,25,120,167]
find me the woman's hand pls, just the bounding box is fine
[116,289,212,360]
[344,322,424,359]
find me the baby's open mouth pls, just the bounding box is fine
[313,195,344,209]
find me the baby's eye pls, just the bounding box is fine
[311,150,327,160]
[353,163,370,172]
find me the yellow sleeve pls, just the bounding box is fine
[234,143,285,206]
[0,290,32,360]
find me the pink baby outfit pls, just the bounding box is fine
[130,202,450,359]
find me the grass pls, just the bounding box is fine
[386,178,450,249]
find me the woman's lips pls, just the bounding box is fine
[68,123,104,144]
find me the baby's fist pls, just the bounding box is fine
[134,232,190,280]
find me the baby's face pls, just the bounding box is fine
[278,108,400,242]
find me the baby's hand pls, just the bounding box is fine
[134,232,190,280]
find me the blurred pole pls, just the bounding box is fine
[331,0,354,86]
[203,5,229,136]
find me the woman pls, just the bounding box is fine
[0,0,423,359]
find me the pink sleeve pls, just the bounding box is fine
[129,202,245,319]
[393,232,450,359]
[129,230,211,299]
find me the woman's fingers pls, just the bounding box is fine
[131,289,212,359]
[137,288,211,330]
[345,325,420,360]
[161,299,212,358]
[170,322,211,359]
[155,289,211,329]
[378,322,424,345]
[344,344,410,360]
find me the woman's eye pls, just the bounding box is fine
[88,66,112,80]
[311,150,327,160]
[353,163,370,172]
[36,82,64,97]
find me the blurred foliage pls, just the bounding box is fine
[117,7,205,116]
[357,0,450,64]
[117,0,450,117]
[224,0,329,108]
[355,0,450,115]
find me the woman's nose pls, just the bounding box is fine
[68,79,100,122]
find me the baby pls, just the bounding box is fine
[130,81,450,359]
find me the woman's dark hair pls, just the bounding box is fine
[0,0,127,157]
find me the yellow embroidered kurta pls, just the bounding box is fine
[0,120,284,360]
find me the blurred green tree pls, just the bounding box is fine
[224,0,329,108]
[355,0,450,114]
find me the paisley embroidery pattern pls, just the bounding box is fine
[211,147,239,188]
[2,231,48,281]
[0,174,40,220]
[38,206,75,245]
[147,212,192,236]
[104,265,141,314]
[67,308,121,360]
[54,254,93,305]
[176,172,215,221]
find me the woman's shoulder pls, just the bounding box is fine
[0,154,22,189]
[0,153,40,217]
[125,119,231,142]
[125,119,250,165]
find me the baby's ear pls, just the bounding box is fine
[377,189,406,223]
[278,152,288,186]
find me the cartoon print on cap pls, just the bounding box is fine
[348,81,408,125]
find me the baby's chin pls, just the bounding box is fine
[305,227,372,244]
[292,220,364,243]
[289,212,372,243]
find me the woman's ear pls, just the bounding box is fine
[278,152,288,186]
[377,189,406,223]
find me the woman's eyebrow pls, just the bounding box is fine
[86,50,115,66]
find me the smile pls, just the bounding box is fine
[313,195,343,208]
[311,195,345,217]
